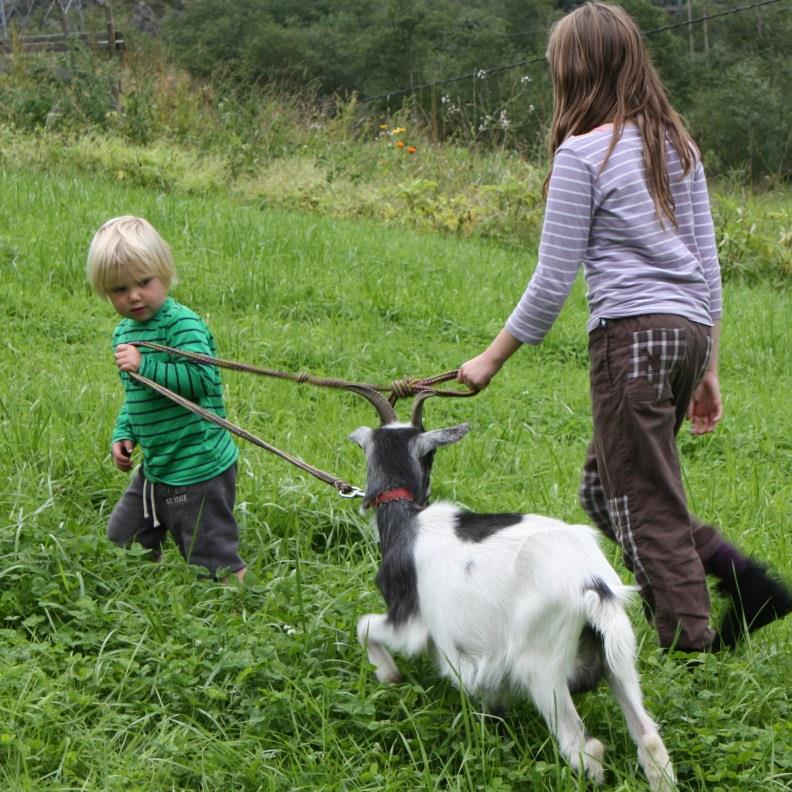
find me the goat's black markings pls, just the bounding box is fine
[584,576,615,601]
[376,505,422,625]
[454,511,523,543]
[568,625,606,695]
[378,546,420,625]
[368,426,428,504]
[566,578,614,694]
[454,641,469,657]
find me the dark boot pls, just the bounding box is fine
[712,559,792,650]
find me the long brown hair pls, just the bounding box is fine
[544,2,694,226]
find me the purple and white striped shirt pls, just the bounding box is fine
[506,124,722,345]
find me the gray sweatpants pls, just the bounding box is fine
[579,314,723,651]
[107,463,244,576]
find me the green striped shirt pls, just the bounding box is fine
[111,297,238,485]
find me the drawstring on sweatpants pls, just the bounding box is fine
[142,478,160,528]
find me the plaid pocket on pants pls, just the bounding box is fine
[628,328,686,400]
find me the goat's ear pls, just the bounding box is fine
[415,423,469,456]
[348,426,373,449]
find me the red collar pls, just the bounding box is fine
[371,487,415,508]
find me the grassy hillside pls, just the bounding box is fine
[0,165,790,790]
[1,121,790,286]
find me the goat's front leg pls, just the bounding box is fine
[357,613,429,684]
[357,614,401,683]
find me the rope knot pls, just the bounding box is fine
[297,372,310,384]
[389,379,417,400]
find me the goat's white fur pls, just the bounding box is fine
[357,499,676,790]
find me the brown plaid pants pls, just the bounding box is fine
[579,314,723,651]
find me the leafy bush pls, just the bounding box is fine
[712,188,792,285]
[0,43,119,132]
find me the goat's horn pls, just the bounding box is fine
[410,391,434,429]
[347,385,399,425]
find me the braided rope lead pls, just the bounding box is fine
[127,371,364,498]
[125,343,478,496]
[130,341,478,403]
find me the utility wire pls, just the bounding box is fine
[362,54,546,104]
[361,0,785,104]
[643,0,783,34]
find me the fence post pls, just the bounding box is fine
[103,0,115,58]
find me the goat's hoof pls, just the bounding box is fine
[583,738,606,785]
[639,733,676,792]
[375,667,402,684]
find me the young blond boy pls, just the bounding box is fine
[87,216,245,581]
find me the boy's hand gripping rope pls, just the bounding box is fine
[127,342,479,498]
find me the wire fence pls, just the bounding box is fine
[360,0,785,105]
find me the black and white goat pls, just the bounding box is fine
[348,390,675,791]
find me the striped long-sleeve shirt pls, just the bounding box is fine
[112,297,238,485]
[506,124,722,345]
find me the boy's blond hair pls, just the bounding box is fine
[87,215,177,296]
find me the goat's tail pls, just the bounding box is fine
[582,579,639,671]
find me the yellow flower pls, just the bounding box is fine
[391,127,405,135]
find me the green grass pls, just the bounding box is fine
[0,165,790,791]
[2,124,791,289]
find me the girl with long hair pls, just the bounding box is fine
[458,2,790,654]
